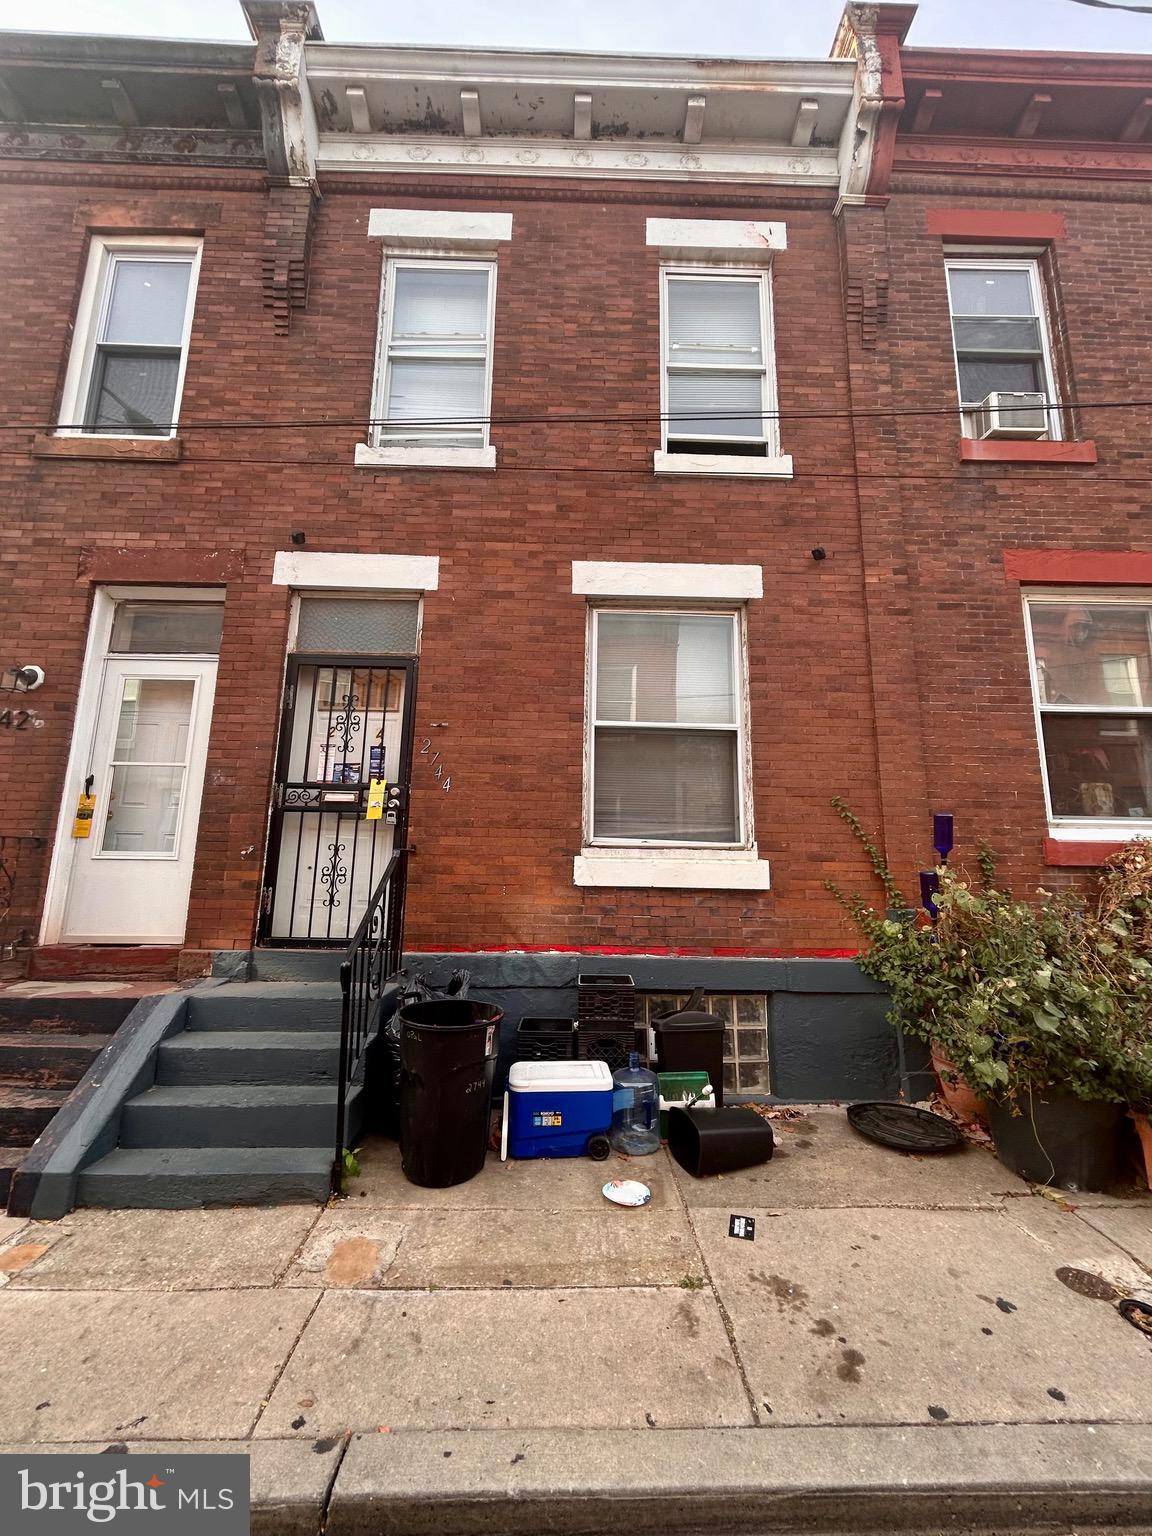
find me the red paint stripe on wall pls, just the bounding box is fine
[408,945,861,959]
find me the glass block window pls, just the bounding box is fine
[640,993,770,1098]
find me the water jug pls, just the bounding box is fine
[610,1052,660,1155]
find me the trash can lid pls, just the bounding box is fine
[655,1013,724,1032]
[508,1060,613,1092]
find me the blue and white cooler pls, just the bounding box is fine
[502,1060,614,1161]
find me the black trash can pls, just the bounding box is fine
[667,1106,774,1177]
[398,998,503,1188]
[654,989,726,1107]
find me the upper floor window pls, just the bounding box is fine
[373,259,495,450]
[660,269,779,459]
[588,608,748,847]
[946,258,1060,441]
[59,237,201,438]
[1025,594,1152,829]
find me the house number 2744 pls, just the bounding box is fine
[419,738,452,792]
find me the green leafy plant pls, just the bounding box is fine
[339,1147,361,1192]
[828,806,1152,1108]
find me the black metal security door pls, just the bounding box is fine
[261,655,417,945]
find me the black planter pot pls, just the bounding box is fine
[987,1093,1124,1192]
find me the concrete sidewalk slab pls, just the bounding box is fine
[999,1198,1152,1291]
[1073,1206,1152,1275]
[327,1423,1152,1536]
[0,1289,319,1441]
[283,1207,701,1289]
[673,1108,1030,1209]
[0,1439,344,1536]
[4,1207,320,1290]
[0,1215,29,1246]
[346,1138,676,1209]
[258,1287,750,1435]
[694,1204,1152,1427]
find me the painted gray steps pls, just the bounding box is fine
[249,949,344,984]
[119,1083,355,1148]
[0,1033,107,1089]
[185,982,343,1033]
[0,1086,69,1145]
[76,1147,332,1208]
[156,1030,339,1086]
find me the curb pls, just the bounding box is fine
[325,1423,1152,1536]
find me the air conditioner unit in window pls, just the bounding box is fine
[974,391,1049,440]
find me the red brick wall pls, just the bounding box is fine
[0,160,943,957]
[840,172,1152,898]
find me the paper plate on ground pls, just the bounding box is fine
[602,1178,652,1208]
[847,1101,964,1153]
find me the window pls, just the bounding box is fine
[109,602,223,656]
[1025,595,1152,827]
[946,258,1059,439]
[59,238,200,437]
[588,609,747,846]
[642,993,770,1098]
[373,259,495,448]
[660,270,778,458]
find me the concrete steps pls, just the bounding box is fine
[76,1146,334,1208]
[76,980,358,1210]
[120,1083,353,1148]
[30,946,180,980]
[0,1087,69,1145]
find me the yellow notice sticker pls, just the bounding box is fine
[365,779,387,821]
[72,793,97,838]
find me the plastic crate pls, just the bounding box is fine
[576,972,637,1027]
[579,1027,641,1074]
[515,1016,578,1062]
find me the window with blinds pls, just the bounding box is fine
[58,239,201,438]
[376,260,495,447]
[945,258,1059,439]
[661,270,776,457]
[589,610,747,845]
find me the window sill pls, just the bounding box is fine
[355,444,496,471]
[1043,837,1130,867]
[653,450,793,479]
[573,851,772,891]
[958,439,1097,465]
[34,433,183,463]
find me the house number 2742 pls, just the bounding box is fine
[419,738,452,792]
[0,709,42,730]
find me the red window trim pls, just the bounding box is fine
[1043,839,1126,868]
[927,210,1065,242]
[1003,550,1152,586]
[960,439,1096,465]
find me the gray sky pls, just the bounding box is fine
[1,0,1147,55]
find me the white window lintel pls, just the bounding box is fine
[572,561,763,600]
[646,217,786,264]
[653,450,793,479]
[367,208,513,249]
[272,552,440,592]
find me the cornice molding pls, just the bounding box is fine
[317,174,836,210]
[896,136,1152,182]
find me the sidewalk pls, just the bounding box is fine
[1,1109,1150,1533]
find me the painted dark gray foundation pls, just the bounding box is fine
[232,949,932,1104]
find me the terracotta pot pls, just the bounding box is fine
[1129,1111,1152,1191]
[931,1048,989,1127]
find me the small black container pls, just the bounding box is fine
[515,1017,578,1062]
[654,988,726,1107]
[667,1105,775,1178]
[987,1094,1124,1192]
[577,974,637,1072]
[398,998,503,1188]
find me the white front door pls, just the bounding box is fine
[61,656,217,943]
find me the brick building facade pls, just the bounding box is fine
[1,2,1149,1101]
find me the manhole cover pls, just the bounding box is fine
[1055,1266,1122,1302]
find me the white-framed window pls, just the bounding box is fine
[58,236,201,438]
[945,256,1060,440]
[371,257,496,449]
[1023,592,1152,833]
[660,268,779,459]
[586,607,750,848]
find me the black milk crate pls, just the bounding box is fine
[576,972,637,1028]
[515,1016,578,1062]
[579,1026,640,1074]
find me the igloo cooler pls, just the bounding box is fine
[502,1059,614,1161]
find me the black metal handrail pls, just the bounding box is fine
[335,847,408,1189]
